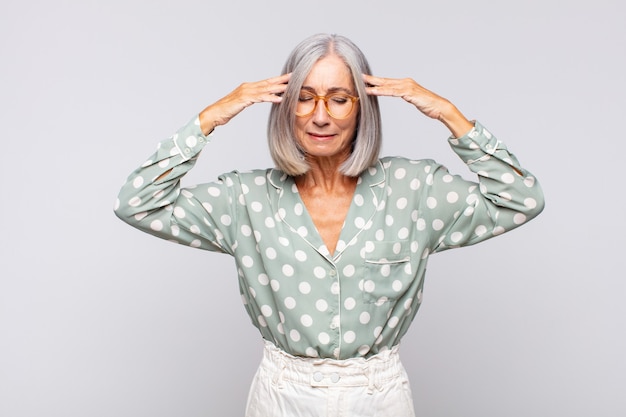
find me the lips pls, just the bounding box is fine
[308,132,335,141]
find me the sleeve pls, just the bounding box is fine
[426,121,545,253]
[113,115,239,255]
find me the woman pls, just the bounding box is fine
[115,33,544,416]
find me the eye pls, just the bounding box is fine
[298,92,315,101]
[330,94,350,104]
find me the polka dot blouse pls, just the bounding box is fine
[115,116,545,359]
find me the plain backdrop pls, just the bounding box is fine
[1,0,625,416]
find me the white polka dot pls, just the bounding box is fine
[354,194,364,206]
[524,198,537,209]
[242,256,254,268]
[241,225,252,236]
[314,267,326,279]
[388,316,399,328]
[398,228,409,239]
[279,237,290,246]
[207,187,221,197]
[427,197,437,209]
[343,264,355,277]
[261,305,273,317]
[128,196,141,207]
[432,219,444,230]
[265,217,275,228]
[344,297,356,310]
[451,232,463,243]
[158,159,169,168]
[190,239,201,248]
[220,214,231,225]
[363,280,375,293]
[132,176,144,188]
[134,212,147,221]
[385,215,394,226]
[447,192,459,203]
[513,213,527,224]
[501,173,515,184]
[284,297,296,309]
[297,226,308,237]
[410,178,421,190]
[373,326,383,338]
[185,136,197,147]
[394,168,406,179]
[354,217,366,228]
[150,220,163,231]
[190,225,200,234]
[475,225,487,236]
[316,299,328,311]
[299,282,311,294]
[258,274,269,285]
[300,314,313,327]
[257,316,267,327]
[265,247,277,259]
[318,332,330,345]
[282,264,294,276]
[270,280,280,291]
[295,250,307,262]
[343,331,356,343]
[359,312,371,324]
[251,202,263,212]
[494,226,505,235]
[254,176,266,185]
[375,229,385,240]
[290,329,301,342]
[524,176,536,187]
[294,203,304,215]
[392,280,403,292]
[499,192,512,201]
[174,206,186,218]
[396,197,408,210]
[381,264,391,277]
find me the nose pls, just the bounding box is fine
[311,97,330,124]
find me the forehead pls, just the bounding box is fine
[302,54,354,92]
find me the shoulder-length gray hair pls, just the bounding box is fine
[267,33,382,177]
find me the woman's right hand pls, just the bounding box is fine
[199,73,291,135]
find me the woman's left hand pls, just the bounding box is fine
[363,74,473,138]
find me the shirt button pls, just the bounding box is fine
[330,373,340,383]
[330,316,340,329]
[313,372,323,382]
[329,269,337,277]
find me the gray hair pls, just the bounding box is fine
[267,33,382,177]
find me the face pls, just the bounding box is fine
[294,54,359,164]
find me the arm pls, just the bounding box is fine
[114,74,290,251]
[364,74,545,251]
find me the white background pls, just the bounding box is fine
[1,0,624,416]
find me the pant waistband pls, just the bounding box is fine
[260,340,405,392]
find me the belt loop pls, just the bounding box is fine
[364,365,375,395]
[271,354,287,389]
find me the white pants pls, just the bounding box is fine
[245,341,416,417]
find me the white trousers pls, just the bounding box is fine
[245,341,416,417]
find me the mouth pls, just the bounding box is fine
[308,132,336,141]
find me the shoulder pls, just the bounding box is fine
[378,156,441,179]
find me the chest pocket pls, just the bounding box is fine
[362,240,412,304]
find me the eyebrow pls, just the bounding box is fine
[300,86,355,95]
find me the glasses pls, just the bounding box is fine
[295,91,359,119]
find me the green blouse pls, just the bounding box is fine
[115,116,544,359]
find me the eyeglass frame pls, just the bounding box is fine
[294,91,360,120]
